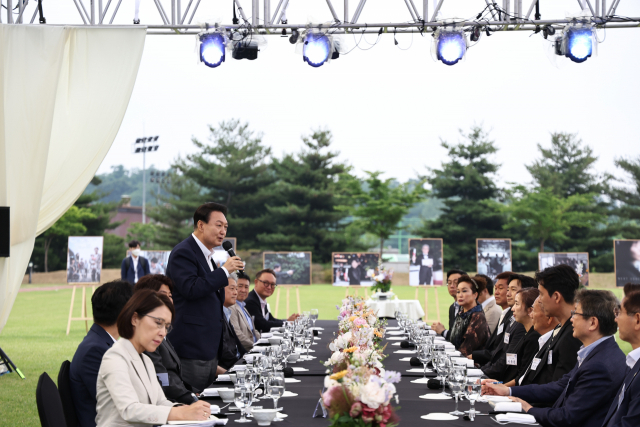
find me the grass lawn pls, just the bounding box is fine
[0,284,631,426]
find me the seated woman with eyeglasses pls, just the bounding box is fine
[434,275,491,357]
[95,289,211,427]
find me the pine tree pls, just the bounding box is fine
[414,126,505,272]
[612,155,640,238]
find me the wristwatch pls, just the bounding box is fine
[191,393,199,403]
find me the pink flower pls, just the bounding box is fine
[361,407,375,423]
[349,401,363,417]
[322,387,334,407]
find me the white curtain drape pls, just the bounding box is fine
[0,25,146,333]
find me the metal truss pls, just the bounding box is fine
[2,0,637,35]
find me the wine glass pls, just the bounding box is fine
[294,333,305,355]
[234,385,253,423]
[464,378,482,419]
[304,329,313,358]
[417,344,432,379]
[449,364,466,416]
[267,376,286,421]
[310,308,319,327]
[280,341,291,368]
[435,354,451,396]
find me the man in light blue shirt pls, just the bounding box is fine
[230,271,261,351]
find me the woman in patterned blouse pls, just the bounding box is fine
[448,275,491,356]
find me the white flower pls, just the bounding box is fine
[359,378,387,409]
[328,351,344,365]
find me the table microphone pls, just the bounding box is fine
[222,241,244,273]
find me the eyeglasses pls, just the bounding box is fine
[144,314,172,334]
[257,279,277,288]
[614,307,637,318]
[570,310,589,318]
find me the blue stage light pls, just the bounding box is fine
[303,33,331,68]
[200,33,226,68]
[436,32,466,66]
[565,27,593,63]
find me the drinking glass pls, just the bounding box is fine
[464,378,482,419]
[449,365,466,415]
[304,329,313,358]
[417,344,432,379]
[435,354,451,396]
[267,376,286,421]
[234,385,253,423]
[294,334,305,354]
[310,309,319,327]
[280,341,291,368]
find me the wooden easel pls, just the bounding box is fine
[66,284,95,335]
[414,285,441,324]
[344,286,369,299]
[274,285,301,318]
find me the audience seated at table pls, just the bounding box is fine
[96,289,211,427]
[471,271,512,366]
[480,274,533,379]
[245,268,299,333]
[482,289,627,427]
[218,274,247,373]
[229,271,261,351]
[69,280,132,427]
[133,275,199,405]
[440,269,466,340]
[433,275,490,357]
[476,273,502,332]
[603,283,640,427]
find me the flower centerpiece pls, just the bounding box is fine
[371,263,393,295]
[322,297,400,427]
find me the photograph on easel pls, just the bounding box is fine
[67,236,104,283]
[539,252,590,287]
[409,238,444,286]
[263,251,312,285]
[331,252,380,286]
[614,239,640,287]
[212,237,237,268]
[476,238,512,280]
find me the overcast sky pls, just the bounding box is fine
[40,1,640,186]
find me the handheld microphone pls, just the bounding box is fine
[222,241,244,273]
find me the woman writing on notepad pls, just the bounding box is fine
[95,289,211,427]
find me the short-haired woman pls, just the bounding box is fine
[444,275,491,356]
[95,289,211,426]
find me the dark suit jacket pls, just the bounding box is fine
[521,320,582,386]
[145,338,194,404]
[503,327,541,383]
[120,255,150,284]
[415,254,433,285]
[69,323,114,427]
[245,290,283,333]
[219,313,247,370]
[166,235,228,361]
[513,337,627,427]
[472,307,512,366]
[481,315,526,379]
[604,357,640,427]
[348,266,364,285]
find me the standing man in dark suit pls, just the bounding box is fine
[69,280,132,427]
[603,283,640,427]
[166,202,244,393]
[484,290,627,427]
[120,240,151,284]
[245,269,300,333]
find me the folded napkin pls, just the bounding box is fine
[284,378,300,383]
[407,368,431,373]
[162,415,227,426]
[495,413,537,424]
[399,357,413,362]
[291,367,308,372]
[200,388,228,397]
[311,327,325,331]
[392,343,401,347]
[467,368,484,377]
[386,337,404,341]
[394,350,416,354]
[445,350,461,357]
[254,338,271,345]
[216,375,231,382]
[270,327,285,332]
[494,402,522,413]
[261,333,274,338]
[386,331,405,336]
[433,336,445,341]
[386,326,400,330]
[478,395,512,403]
[451,357,474,367]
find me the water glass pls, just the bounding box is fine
[310,308,319,327]
[234,385,253,423]
[267,376,286,421]
[449,365,466,415]
[417,344,432,379]
[464,378,482,419]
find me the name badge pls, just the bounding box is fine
[504,332,510,344]
[619,384,625,408]
[507,353,517,366]
[498,324,504,335]
[531,358,541,371]
[548,350,553,365]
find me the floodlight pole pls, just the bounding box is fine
[142,139,146,224]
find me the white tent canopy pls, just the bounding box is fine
[0,25,146,333]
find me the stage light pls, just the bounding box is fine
[303,32,332,67]
[555,23,594,63]
[435,29,467,66]
[199,33,225,68]
[289,29,300,44]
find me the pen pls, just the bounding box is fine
[489,381,503,384]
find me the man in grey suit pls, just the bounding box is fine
[477,274,502,332]
[229,271,260,351]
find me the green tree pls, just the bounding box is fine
[126,222,162,249]
[414,126,506,271]
[504,186,604,252]
[42,206,96,272]
[347,171,426,258]
[257,130,366,261]
[612,155,640,238]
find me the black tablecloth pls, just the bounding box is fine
[209,320,502,426]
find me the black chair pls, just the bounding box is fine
[36,372,68,427]
[57,361,78,427]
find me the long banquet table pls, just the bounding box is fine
[207,320,507,427]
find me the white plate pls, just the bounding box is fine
[281,391,298,397]
[394,350,416,354]
[419,394,452,400]
[284,378,301,383]
[411,378,431,384]
[421,413,459,420]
